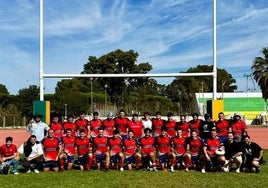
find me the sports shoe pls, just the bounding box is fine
[235,168,240,173]
[34,169,40,174]
[120,167,124,172]
[2,166,10,175]
[201,168,206,173]
[170,166,175,172]
[153,167,158,172]
[13,171,19,175]
[26,169,31,173]
[185,168,189,172]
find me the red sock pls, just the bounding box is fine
[136,158,142,169]
[170,159,176,166]
[86,156,93,170]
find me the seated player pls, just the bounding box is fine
[172,129,187,171]
[139,128,157,171]
[42,129,62,172]
[123,130,142,170]
[201,130,225,173]
[242,135,263,173]
[109,130,124,171]
[93,127,110,171]
[156,128,175,172]
[59,128,76,170]
[75,129,93,171]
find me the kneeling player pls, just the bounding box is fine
[109,130,124,171]
[93,127,110,170]
[59,128,76,170]
[123,130,142,170]
[139,128,157,171]
[156,128,175,172]
[75,130,93,171]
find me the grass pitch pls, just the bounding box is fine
[0,152,267,188]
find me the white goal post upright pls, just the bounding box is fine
[39,0,218,101]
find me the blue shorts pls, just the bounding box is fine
[95,153,106,163]
[159,153,168,164]
[176,155,183,164]
[219,136,227,143]
[110,154,119,163]
[66,154,75,163]
[191,155,199,165]
[126,154,135,164]
[43,161,58,168]
[78,154,88,166]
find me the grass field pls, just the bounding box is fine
[0,152,267,188]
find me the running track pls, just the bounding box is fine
[0,127,268,149]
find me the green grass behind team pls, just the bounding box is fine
[1,151,267,188]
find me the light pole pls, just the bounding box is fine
[201,82,205,115]
[90,78,93,114]
[64,103,67,120]
[221,80,226,99]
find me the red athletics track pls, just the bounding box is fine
[0,127,268,149]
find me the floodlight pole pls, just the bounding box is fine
[213,0,217,100]
[39,0,44,101]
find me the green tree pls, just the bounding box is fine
[252,47,268,101]
[0,84,9,94]
[165,65,237,114]
[81,49,153,107]
[16,85,40,117]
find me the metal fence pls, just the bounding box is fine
[0,115,26,128]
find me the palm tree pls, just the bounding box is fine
[251,47,268,103]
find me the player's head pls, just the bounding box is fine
[52,114,60,123]
[132,114,139,121]
[204,113,211,121]
[155,111,162,119]
[98,127,104,136]
[218,112,224,120]
[191,130,197,139]
[177,129,183,137]
[93,111,99,119]
[79,111,86,118]
[113,129,120,138]
[67,115,75,122]
[5,136,13,146]
[180,115,186,122]
[79,129,86,138]
[210,129,217,138]
[143,112,150,118]
[161,127,167,136]
[144,128,152,136]
[65,128,72,136]
[227,132,234,142]
[167,112,173,118]
[128,130,134,138]
[107,112,113,119]
[29,135,37,145]
[47,129,55,138]
[243,135,251,145]
[119,109,126,117]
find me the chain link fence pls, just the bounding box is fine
[0,114,26,129]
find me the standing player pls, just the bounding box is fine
[49,114,63,139]
[26,114,49,142]
[128,114,144,139]
[229,113,248,142]
[202,130,225,173]
[59,128,76,170]
[185,130,203,171]
[142,112,152,130]
[139,128,157,171]
[42,129,62,172]
[89,112,103,139]
[156,128,175,172]
[93,127,110,171]
[176,115,190,138]
[103,112,115,138]
[152,111,165,138]
[189,113,203,136]
[215,112,230,142]
[63,115,77,137]
[165,112,177,138]
[0,137,19,175]
[75,111,90,137]
[172,129,187,171]
[114,109,130,141]
[75,129,93,171]
[199,113,216,140]
[109,130,124,171]
[123,130,142,170]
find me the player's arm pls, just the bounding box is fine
[203,144,210,161]
[256,149,263,161]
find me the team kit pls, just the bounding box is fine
[0,110,263,175]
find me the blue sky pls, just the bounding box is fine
[1,0,268,94]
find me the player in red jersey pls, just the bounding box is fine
[123,130,142,170]
[152,111,165,138]
[75,129,93,171]
[176,115,190,138]
[0,136,19,175]
[49,114,63,139]
[63,115,77,137]
[184,130,203,171]
[164,112,177,138]
[75,111,90,137]
[172,129,188,171]
[59,128,76,170]
[215,112,230,142]
[103,112,115,138]
[93,127,110,170]
[90,111,103,138]
[128,114,144,139]
[189,113,203,136]
[139,128,157,171]
[229,113,248,142]
[114,109,130,141]
[201,130,225,173]
[42,129,62,172]
[109,130,124,171]
[156,128,175,172]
